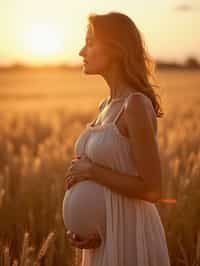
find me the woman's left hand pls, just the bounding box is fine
[66,230,102,249]
[65,154,94,190]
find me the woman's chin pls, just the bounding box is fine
[82,64,96,74]
[82,65,89,73]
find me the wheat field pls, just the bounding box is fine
[0,68,199,266]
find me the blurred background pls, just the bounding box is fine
[0,1,200,265]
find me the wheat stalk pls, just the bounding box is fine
[36,232,56,262]
[19,232,29,266]
[3,246,11,266]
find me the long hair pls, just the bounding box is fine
[87,11,164,117]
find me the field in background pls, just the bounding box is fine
[0,69,199,266]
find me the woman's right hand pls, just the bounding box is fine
[65,176,72,190]
[65,155,81,190]
[66,230,102,249]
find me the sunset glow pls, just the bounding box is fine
[0,0,199,65]
[23,23,64,57]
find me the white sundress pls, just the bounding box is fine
[72,92,171,266]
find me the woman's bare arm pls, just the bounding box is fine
[90,94,162,203]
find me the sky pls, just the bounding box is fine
[0,0,199,66]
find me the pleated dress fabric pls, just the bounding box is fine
[73,92,171,266]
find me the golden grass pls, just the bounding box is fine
[0,69,199,265]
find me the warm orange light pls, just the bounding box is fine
[23,23,64,57]
[158,198,177,204]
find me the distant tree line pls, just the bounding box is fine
[157,56,200,70]
[0,56,199,71]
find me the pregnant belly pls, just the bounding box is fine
[62,180,106,240]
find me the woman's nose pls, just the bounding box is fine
[79,47,86,57]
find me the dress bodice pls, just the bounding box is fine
[74,92,155,176]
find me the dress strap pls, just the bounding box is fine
[113,102,126,124]
[98,97,109,112]
[90,97,109,126]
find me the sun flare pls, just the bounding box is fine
[24,23,64,57]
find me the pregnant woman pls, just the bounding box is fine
[62,11,171,266]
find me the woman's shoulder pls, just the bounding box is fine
[125,92,157,134]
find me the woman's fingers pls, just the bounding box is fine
[66,231,101,249]
[65,170,72,179]
[66,230,82,241]
[90,233,102,248]
[86,236,101,249]
[65,177,70,190]
[65,176,75,190]
[68,236,101,249]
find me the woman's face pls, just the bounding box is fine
[79,26,112,75]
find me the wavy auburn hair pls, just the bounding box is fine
[87,11,164,117]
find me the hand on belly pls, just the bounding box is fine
[66,230,102,249]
